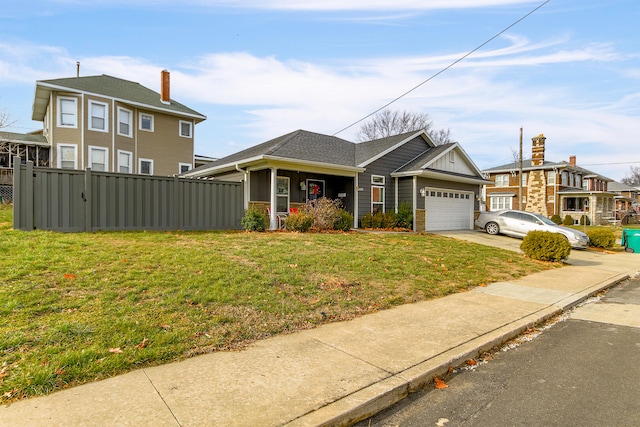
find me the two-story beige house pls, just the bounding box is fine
[30,70,206,176]
[481,134,616,225]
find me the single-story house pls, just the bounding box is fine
[184,129,491,231]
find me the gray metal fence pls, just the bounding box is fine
[13,158,243,232]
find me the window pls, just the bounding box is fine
[449,151,455,162]
[561,171,569,186]
[139,113,154,131]
[89,146,108,171]
[118,150,132,173]
[582,179,589,191]
[57,144,77,169]
[118,107,132,137]
[276,176,290,213]
[179,163,192,174]
[179,120,192,138]
[521,172,528,187]
[58,97,77,128]
[495,174,509,187]
[371,175,385,185]
[490,195,512,211]
[89,101,108,132]
[372,186,385,213]
[139,159,153,175]
[547,171,556,185]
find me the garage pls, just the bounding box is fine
[424,188,474,231]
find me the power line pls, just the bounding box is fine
[332,0,551,137]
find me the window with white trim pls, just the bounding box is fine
[371,175,385,185]
[57,144,77,169]
[118,150,132,173]
[117,107,132,137]
[139,158,154,175]
[179,163,192,174]
[372,186,385,213]
[521,172,528,187]
[139,113,154,131]
[179,120,192,138]
[495,174,509,187]
[276,176,290,213]
[89,101,108,132]
[547,171,556,185]
[490,195,512,211]
[88,146,108,171]
[58,97,78,128]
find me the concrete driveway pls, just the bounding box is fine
[433,228,614,266]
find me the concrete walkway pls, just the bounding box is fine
[1,234,638,427]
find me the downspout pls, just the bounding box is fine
[236,164,249,210]
[353,174,359,229]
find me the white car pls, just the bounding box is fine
[475,209,589,249]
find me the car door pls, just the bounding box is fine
[499,211,524,237]
[518,212,545,236]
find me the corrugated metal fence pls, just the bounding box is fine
[13,158,243,232]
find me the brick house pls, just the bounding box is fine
[481,134,616,225]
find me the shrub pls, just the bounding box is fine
[587,229,615,249]
[550,214,562,225]
[241,207,268,232]
[305,197,343,231]
[396,201,413,229]
[579,215,591,226]
[333,210,353,231]
[284,212,314,232]
[382,211,399,229]
[520,231,571,262]
[360,212,375,228]
[562,215,574,226]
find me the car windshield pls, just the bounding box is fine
[532,213,557,225]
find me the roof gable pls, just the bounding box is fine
[355,130,435,167]
[394,142,485,178]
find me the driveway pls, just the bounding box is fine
[433,229,616,266]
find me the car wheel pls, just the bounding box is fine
[485,222,500,235]
[625,246,635,253]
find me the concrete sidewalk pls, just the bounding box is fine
[1,244,638,427]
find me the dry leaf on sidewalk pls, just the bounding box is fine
[434,376,448,389]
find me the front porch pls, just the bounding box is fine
[560,193,615,225]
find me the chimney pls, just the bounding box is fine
[569,155,576,166]
[161,70,170,103]
[531,133,546,167]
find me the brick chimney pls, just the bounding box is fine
[531,133,546,167]
[569,155,576,166]
[161,70,170,104]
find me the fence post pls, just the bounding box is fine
[84,168,92,232]
[173,176,181,230]
[12,156,23,229]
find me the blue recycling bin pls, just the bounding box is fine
[621,228,640,253]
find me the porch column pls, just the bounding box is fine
[412,176,418,232]
[353,174,359,228]
[270,167,278,230]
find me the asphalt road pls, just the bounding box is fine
[355,276,640,427]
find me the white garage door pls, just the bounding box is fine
[425,189,473,231]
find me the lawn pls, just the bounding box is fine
[0,204,552,403]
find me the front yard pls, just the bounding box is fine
[0,204,552,402]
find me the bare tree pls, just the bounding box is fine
[0,108,16,129]
[356,109,453,145]
[621,166,640,186]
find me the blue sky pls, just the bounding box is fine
[1,0,638,181]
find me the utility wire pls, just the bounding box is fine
[332,0,551,136]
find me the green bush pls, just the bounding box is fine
[562,215,574,226]
[360,211,399,229]
[284,212,314,232]
[382,211,398,228]
[520,231,571,262]
[396,201,413,229]
[550,214,562,225]
[579,215,591,226]
[333,210,353,231]
[587,229,615,249]
[241,207,268,232]
[360,212,375,228]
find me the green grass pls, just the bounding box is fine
[0,204,551,402]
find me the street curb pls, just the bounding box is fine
[286,275,629,427]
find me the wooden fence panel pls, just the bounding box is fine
[13,159,243,232]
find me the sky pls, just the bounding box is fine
[1,0,639,181]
